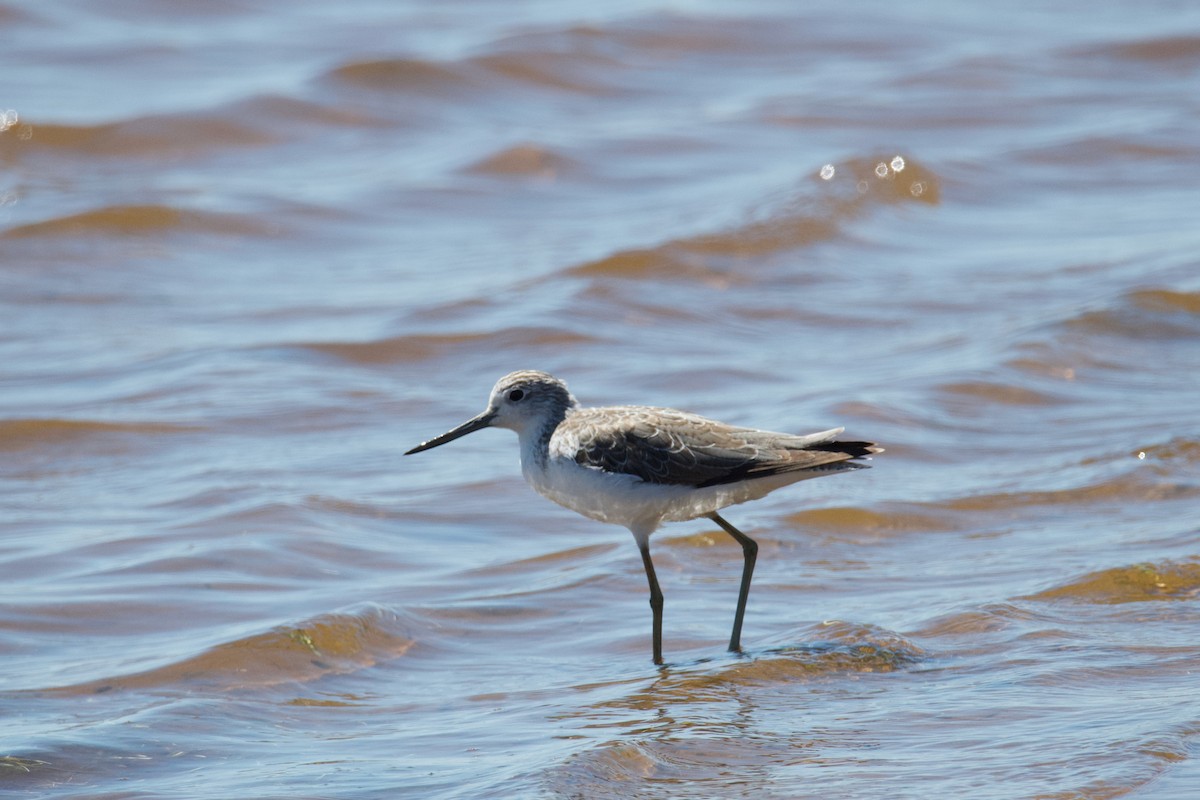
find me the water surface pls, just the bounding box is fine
[2,1,1199,797]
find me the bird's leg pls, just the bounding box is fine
[638,543,664,665]
[707,512,758,654]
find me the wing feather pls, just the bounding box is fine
[566,407,877,488]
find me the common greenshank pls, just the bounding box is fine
[406,370,881,665]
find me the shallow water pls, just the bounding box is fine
[2,0,1199,797]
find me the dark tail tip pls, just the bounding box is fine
[812,440,881,459]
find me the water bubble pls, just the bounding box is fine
[891,155,906,172]
[875,162,889,178]
[819,163,835,180]
[856,180,869,193]
[910,181,925,197]
[1137,451,1146,460]
[0,109,17,132]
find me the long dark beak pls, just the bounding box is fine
[405,409,497,455]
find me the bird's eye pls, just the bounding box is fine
[507,389,525,402]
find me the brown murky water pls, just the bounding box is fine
[2,1,1199,797]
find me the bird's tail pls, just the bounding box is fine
[808,440,882,460]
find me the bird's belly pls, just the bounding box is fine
[524,459,792,530]
[527,461,664,528]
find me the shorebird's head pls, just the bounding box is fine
[405,370,577,455]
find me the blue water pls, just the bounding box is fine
[2,0,1199,797]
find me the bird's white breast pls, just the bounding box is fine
[520,450,783,536]
[515,415,828,535]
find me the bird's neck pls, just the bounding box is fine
[517,405,572,472]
